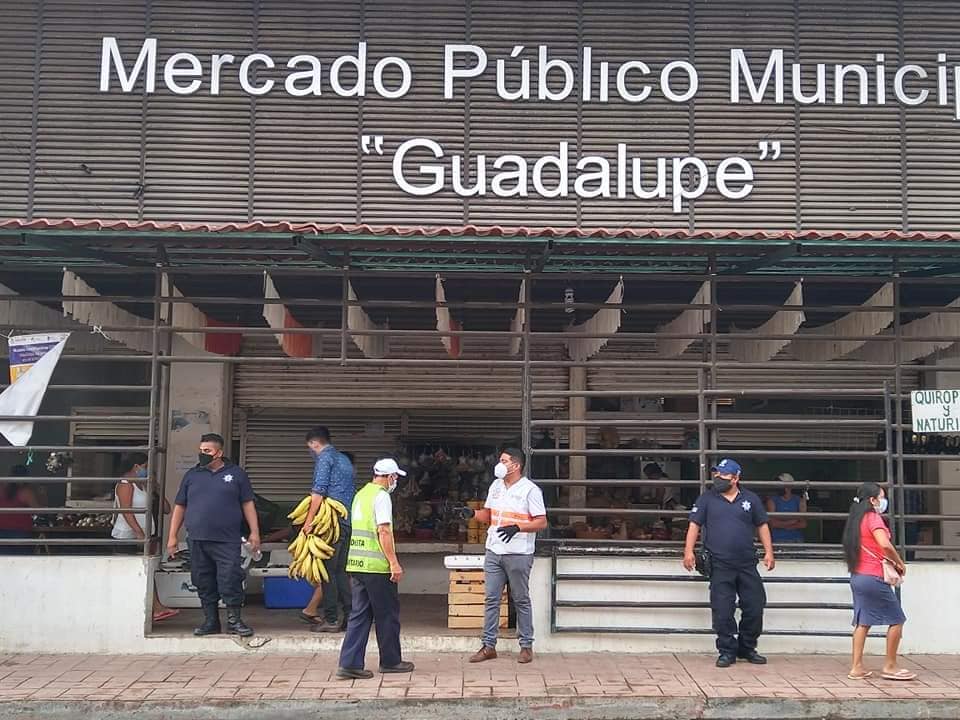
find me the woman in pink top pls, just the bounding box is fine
[841,483,914,682]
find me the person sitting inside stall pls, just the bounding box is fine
[765,473,807,544]
[0,464,40,555]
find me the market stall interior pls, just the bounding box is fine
[1,224,960,638]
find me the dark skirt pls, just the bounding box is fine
[850,573,906,627]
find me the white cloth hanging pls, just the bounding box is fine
[160,274,205,351]
[790,283,893,361]
[508,280,526,357]
[435,276,461,359]
[563,278,624,361]
[263,273,317,358]
[62,270,153,352]
[656,281,711,358]
[0,282,102,354]
[853,295,960,363]
[730,281,806,362]
[347,282,385,359]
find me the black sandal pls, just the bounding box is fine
[299,611,321,625]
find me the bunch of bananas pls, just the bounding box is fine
[286,495,349,586]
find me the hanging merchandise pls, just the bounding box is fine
[508,279,525,357]
[730,281,805,362]
[346,282,385,358]
[656,281,710,358]
[435,276,462,359]
[853,295,960,363]
[0,332,69,446]
[789,283,893,361]
[563,277,624,361]
[263,273,316,358]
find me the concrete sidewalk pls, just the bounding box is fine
[2,651,959,719]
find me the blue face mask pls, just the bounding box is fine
[136,466,148,479]
[876,497,888,514]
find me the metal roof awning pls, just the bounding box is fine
[0,218,959,275]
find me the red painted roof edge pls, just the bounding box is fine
[2,217,960,242]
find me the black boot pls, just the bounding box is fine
[193,603,221,636]
[226,607,254,637]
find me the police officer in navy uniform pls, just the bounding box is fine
[166,433,261,637]
[683,458,775,667]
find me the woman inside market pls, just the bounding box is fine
[112,452,179,623]
[842,482,915,682]
[0,464,40,555]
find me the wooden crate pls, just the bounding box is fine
[448,569,507,630]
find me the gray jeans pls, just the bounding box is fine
[483,550,535,649]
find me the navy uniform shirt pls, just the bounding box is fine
[174,461,255,543]
[689,487,768,567]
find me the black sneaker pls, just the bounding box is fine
[738,651,767,665]
[380,661,415,674]
[336,667,374,680]
[716,655,737,668]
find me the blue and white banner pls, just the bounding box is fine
[0,332,70,446]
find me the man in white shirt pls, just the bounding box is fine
[461,447,547,664]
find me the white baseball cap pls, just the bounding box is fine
[373,458,407,477]
[777,472,795,483]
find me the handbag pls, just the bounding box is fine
[862,546,904,587]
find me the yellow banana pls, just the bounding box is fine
[327,498,348,519]
[316,556,330,584]
[331,518,341,544]
[295,538,312,563]
[287,495,311,522]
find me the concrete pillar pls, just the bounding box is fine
[162,361,231,541]
[569,367,587,524]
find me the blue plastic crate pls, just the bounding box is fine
[263,577,315,609]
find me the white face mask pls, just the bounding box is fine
[494,462,509,480]
[388,475,398,493]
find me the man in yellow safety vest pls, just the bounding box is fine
[336,458,415,679]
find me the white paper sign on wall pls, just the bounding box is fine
[911,390,960,434]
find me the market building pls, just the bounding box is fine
[1,0,959,655]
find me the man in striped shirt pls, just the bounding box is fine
[461,447,547,664]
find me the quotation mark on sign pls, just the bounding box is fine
[361,135,385,155]
[758,141,782,161]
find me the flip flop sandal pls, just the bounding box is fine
[153,609,180,622]
[299,612,321,625]
[881,670,917,681]
[847,671,874,680]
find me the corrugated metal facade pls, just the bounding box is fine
[1,1,959,230]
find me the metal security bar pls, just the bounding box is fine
[1,260,959,562]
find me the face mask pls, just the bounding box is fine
[876,497,888,514]
[494,462,509,480]
[136,466,148,479]
[198,452,216,467]
[388,475,398,494]
[713,477,733,493]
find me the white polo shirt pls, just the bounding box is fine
[484,476,547,556]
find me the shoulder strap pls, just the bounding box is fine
[861,545,884,561]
